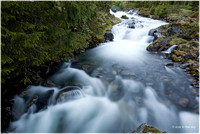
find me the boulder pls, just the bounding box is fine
[148,25,167,41]
[111,6,117,13]
[168,24,182,36]
[104,30,114,41]
[133,123,166,133]
[128,23,135,29]
[148,29,157,36]
[146,37,172,52]
[121,15,129,19]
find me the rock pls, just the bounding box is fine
[178,98,189,108]
[56,86,84,103]
[121,15,129,19]
[133,123,166,133]
[148,29,157,36]
[28,96,38,108]
[168,24,182,36]
[107,76,124,101]
[127,9,134,15]
[128,23,135,29]
[35,90,54,112]
[111,5,117,13]
[146,37,172,52]
[172,55,180,62]
[104,30,114,41]
[43,80,56,87]
[165,62,174,66]
[148,25,167,42]
[57,89,84,103]
[46,60,63,76]
[82,65,89,71]
[180,63,189,69]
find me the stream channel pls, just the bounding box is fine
[8,10,199,133]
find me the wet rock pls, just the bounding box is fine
[121,15,129,19]
[82,65,89,71]
[128,23,135,29]
[178,98,189,108]
[168,24,182,36]
[146,37,172,52]
[133,123,166,133]
[148,29,157,36]
[104,30,114,41]
[28,96,38,108]
[148,26,167,41]
[127,9,134,15]
[180,63,189,69]
[107,76,124,101]
[192,82,199,88]
[43,80,56,87]
[56,89,84,103]
[172,55,180,62]
[165,62,174,66]
[35,90,54,112]
[111,5,117,13]
[46,60,63,76]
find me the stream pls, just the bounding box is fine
[8,10,199,133]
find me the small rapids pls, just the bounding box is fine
[8,10,199,133]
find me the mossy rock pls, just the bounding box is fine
[133,123,167,133]
[142,126,162,133]
[121,15,129,19]
[110,17,121,25]
[170,37,187,45]
[172,54,180,62]
[172,50,187,56]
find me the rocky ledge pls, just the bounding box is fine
[147,19,199,88]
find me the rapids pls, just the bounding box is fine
[8,10,199,133]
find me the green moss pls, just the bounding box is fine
[142,126,162,133]
[150,36,165,46]
[190,11,199,18]
[121,15,129,19]
[172,50,187,56]
[172,55,180,62]
[170,38,187,45]
[110,17,121,25]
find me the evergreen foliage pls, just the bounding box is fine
[1,1,114,85]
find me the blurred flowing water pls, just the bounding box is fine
[8,10,199,133]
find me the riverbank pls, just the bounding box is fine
[138,7,199,88]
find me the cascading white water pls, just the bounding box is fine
[8,10,199,133]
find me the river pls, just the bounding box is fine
[8,10,199,133]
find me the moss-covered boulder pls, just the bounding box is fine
[132,123,167,133]
[172,54,180,62]
[147,19,199,87]
[121,15,129,19]
[146,37,172,52]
